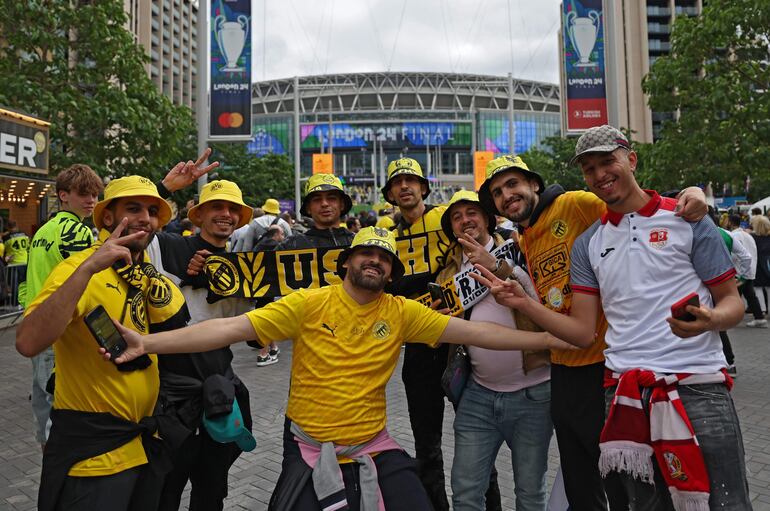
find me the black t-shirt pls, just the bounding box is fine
[154,232,234,379]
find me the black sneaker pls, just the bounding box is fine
[269,346,281,358]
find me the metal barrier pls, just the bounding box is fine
[0,262,27,318]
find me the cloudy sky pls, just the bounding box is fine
[251,0,563,84]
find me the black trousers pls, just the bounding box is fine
[158,427,242,511]
[56,465,155,511]
[551,362,627,511]
[402,342,450,511]
[741,279,766,319]
[720,331,735,366]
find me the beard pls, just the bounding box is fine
[110,225,155,255]
[502,193,536,223]
[349,263,389,292]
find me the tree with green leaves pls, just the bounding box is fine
[0,0,195,180]
[208,144,295,207]
[520,135,587,191]
[643,0,770,201]
[521,133,662,193]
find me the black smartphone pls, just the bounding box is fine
[427,283,447,309]
[671,292,700,322]
[84,305,128,361]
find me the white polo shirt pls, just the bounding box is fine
[570,191,735,374]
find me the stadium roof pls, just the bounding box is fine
[252,71,560,116]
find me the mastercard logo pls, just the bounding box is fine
[218,112,244,128]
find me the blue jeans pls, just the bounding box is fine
[451,379,553,511]
[32,347,54,444]
[604,383,752,510]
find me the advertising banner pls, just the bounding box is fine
[300,122,472,150]
[563,0,608,132]
[210,0,252,139]
[473,151,494,192]
[0,108,50,175]
[312,154,333,174]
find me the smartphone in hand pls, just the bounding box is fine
[671,292,700,322]
[428,282,448,309]
[84,305,128,362]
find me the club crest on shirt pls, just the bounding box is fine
[663,452,688,481]
[550,219,568,239]
[649,228,669,249]
[547,287,563,308]
[372,320,391,340]
[130,293,147,331]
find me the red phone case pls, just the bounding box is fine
[671,292,699,321]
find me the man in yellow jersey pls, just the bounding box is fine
[16,176,190,511]
[380,157,455,510]
[24,164,103,451]
[104,226,572,511]
[3,219,30,264]
[477,154,707,510]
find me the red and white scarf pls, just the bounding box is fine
[600,368,732,511]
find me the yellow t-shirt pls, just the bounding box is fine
[26,248,159,476]
[247,285,450,445]
[519,190,608,367]
[375,215,395,229]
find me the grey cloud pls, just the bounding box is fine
[252,0,562,83]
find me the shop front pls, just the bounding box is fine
[0,107,55,313]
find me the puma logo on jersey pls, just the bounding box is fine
[105,282,121,294]
[321,323,337,337]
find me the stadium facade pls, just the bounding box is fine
[245,71,561,190]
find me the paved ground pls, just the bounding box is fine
[1,319,769,510]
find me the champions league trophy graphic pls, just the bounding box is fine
[567,10,600,67]
[214,14,249,72]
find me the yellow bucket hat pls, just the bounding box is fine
[261,198,280,215]
[336,226,405,281]
[188,180,253,229]
[300,174,352,216]
[440,190,497,241]
[93,175,173,229]
[381,158,430,205]
[477,155,544,215]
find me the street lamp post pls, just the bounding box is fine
[293,76,301,217]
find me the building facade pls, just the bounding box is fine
[245,72,561,192]
[603,0,702,142]
[124,0,199,113]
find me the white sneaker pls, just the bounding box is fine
[746,319,768,328]
[256,354,279,366]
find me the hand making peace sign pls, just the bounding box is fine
[162,148,221,193]
[456,232,497,272]
[82,218,147,274]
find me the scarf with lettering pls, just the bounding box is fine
[95,229,189,336]
[600,368,732,511]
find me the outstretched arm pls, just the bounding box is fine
[106,315,258,363]
[439,316,576,351]
[469,264,600,347]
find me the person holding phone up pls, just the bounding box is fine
[15,174,197,511]
[472,126,750,511]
